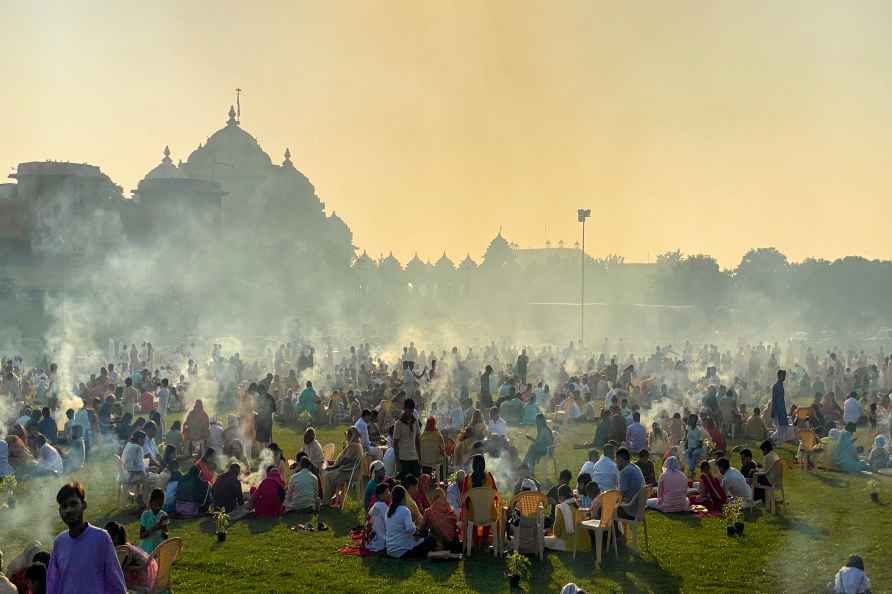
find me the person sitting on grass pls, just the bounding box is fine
[692,460,726,512]
[106,521,157,592]
[284,458,327,530]
[418,487,461,554]
[446,469,465,512]
[195,448,217,485]
[868,435,888,472]
[35,435,63,476]
[46,482,127,593]
[364,461,386,514]
[175,465,211,517]
[138,489,169,554]
[544,484,589,552]
[212,463,245,514]
[253,466,286,519]
[646,456,690,512]
[385,485,436,559]
[366,483,391,553]
[406,473,431,514]
[829,554,871,594]
[832,423,869,473]
[745,407,768,442]
[717,457,752,508]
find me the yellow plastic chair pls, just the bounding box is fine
[506,491,547,560]
[798,429,820,471]
[580,489,622,566]
[462,487,502,557]
[615,485,650,552]
[322,443,336,466]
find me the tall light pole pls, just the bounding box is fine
[577,208,591,348]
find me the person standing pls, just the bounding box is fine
[770,370,789,442]
[393,399,422,478]
[46,482,127,594]
[479,365,493,410]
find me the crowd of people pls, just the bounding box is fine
[2,335,890,593]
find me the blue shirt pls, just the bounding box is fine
[625,422,647,453]
[619,462,644,503]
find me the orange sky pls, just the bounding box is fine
[4,1,892,267]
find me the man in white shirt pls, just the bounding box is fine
[354,410,381,458]
[843,392,862,425]
[579,449,599,479]
[717,458,753,508]
[122,431,147,480]
[36,435,64,475]
[487,407,508,437]
[590,443,620,491]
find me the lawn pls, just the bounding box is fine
[3,419,890,594]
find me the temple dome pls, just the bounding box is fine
[143,146,182,180]
[180,106,273,180]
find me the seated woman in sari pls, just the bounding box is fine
[691,461,726,511]
[252,466,286,518]
[195,448,217,485]
[544,484,590,552]
[323,428,364,503]
[646,456,690,512]
[523,414,554,470]
[868,435,889,472]
[418,487,461,552]
[832,423,869,473]
[175,465,211,517]
[454,410,487,467]
[106,521,157,592]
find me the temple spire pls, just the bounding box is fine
[283,147,293,167]
[161,145,172,164]
[227,105,238,126]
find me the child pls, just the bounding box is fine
[139,488,170,553]
[582,482,600,519]
[635,449,656,487]
[829,554,870,594]
[575,473,593,508]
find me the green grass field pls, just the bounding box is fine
[4,419,891,594]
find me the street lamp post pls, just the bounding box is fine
[577,208,591,348]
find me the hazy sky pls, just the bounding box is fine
[4,1,892,267]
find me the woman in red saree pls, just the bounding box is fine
[691,460,727,511]
[183,400,210,455]
[702,416,726,453]
[253,466,286,518]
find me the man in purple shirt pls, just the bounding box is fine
[47,482,127,594]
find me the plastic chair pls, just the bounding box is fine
[580,489,622,566]
[462,487,502,557]
[506,491,547,560]
[322,443,336,465]
[129,537,183,593]
[753,460,785,514]
[797,429,820,471]
[114,455,143,509]
[615,485,650,552]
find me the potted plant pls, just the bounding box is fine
[0,475,17,509]
[722,498,743,536]
[504,550,531,589]
[211,506,230,542]
[867,479,880,504]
